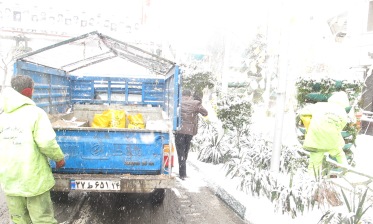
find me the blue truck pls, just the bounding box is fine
[13,31,179,204]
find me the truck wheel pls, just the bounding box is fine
[51,191,69,203]
[150,189,165,205]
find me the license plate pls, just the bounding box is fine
[70,180,121,191]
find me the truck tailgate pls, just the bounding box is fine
[54,128,168,175]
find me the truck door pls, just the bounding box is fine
[164,65,181,131]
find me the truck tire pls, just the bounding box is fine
[150,189,165,205]
[51,191,69,203]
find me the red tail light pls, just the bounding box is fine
[163,144,174,168]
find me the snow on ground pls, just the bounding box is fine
[180,108,373,224]
[0,189,9,224]
[352,135,373,176]
[186,152,323,224]
[186,134,373,224]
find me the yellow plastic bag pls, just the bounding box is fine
[127,113,145,129]
[300,115,312,130]
[91,110,126,128]
[92,111,111,128]
[110,110,126,128]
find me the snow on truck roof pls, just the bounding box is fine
[16,31,176,77]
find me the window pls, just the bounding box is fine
[13,11,21,21]
[58,14,63,22]
[368,1,373,32]
[32,15,38,22]
[73,16,79,24]
[126,25,132,33]
[81,20,87,27]
[40,12,46,21]
[111,23,117,31]
[65,18,71,25]
[104,20,110,28]
[89,18,94,26]
[5,8,11,19]
[22,10,30,22]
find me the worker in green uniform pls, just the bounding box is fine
[300,91,350,177]
[0,75,65,224]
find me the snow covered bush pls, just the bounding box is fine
[223,131,328,217]
[191,118,231,164]
[191,89,253,164]
[224,132,308,186]
[319,187,373,224]
[295,77,363,108]
[216,92,252,150]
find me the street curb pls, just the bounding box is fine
[187,160,247,221]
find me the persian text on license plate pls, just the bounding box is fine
[70,180,121,191]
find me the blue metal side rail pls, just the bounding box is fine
[70,76,166,107]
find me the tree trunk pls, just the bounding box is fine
[1,64,7,93]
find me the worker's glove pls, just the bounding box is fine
[56,159,66,169]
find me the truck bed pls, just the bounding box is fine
[51,104,169,131]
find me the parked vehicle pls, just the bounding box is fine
[13,31,180,204]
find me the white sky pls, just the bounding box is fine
[1,0,350,47]
[1,0,356,76]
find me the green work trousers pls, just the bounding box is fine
[5,190,57,224]
[308,148,347,176]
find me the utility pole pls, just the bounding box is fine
[270,1,290,174]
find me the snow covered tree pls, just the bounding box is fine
[180,62,215,97]
[0,37,32,91]
[238,31,271,104]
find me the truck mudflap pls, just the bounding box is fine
[52,173,175,193]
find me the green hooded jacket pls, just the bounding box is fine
[301,91,350,152]
[0,87,64,197]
